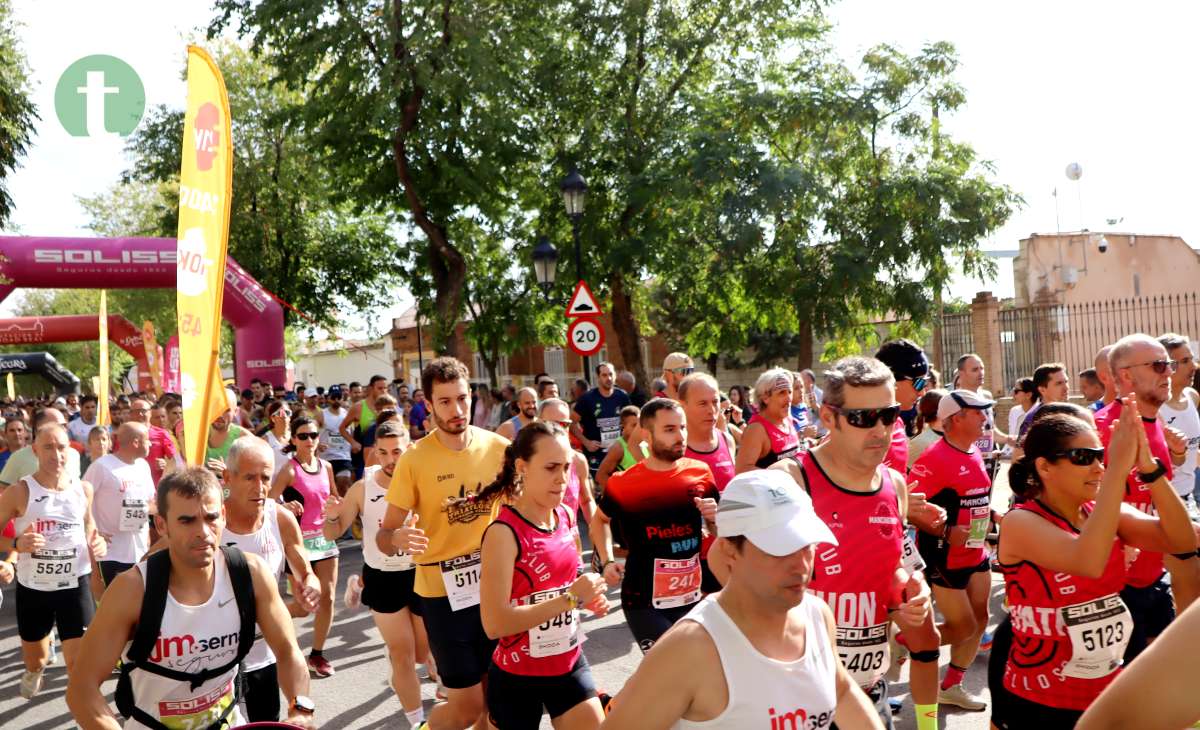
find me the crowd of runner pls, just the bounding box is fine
[1,338,1200,728]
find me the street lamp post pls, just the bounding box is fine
[560,166,589,381]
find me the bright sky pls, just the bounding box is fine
[5,1,1199,330]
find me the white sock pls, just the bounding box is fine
[405,708,425,726]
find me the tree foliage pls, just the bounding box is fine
[0,0,38,229]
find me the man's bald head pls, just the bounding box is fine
[117,421,150,460]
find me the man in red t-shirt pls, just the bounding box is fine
[123,397,177,485]
[1095,334,1198,662]
[590,398,718,652]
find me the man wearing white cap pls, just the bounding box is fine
[908,389,996,712]
[659,352,695,401]
[600,469,882,730]
[771,356,942,730]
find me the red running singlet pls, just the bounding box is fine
[488,505,584,676]
[799,451,903,689]
[999,499,1129,710]
[749,413,799,468]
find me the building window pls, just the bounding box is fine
[472,353,509,383]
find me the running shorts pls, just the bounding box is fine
[1120,575,1174,663]
[486,654,597,729]
[927,557,991,590]
[624,603,694,653]
[420,596,497,690]
[99,560,134,587]
[362,564,421,615]
[17,575,95,642]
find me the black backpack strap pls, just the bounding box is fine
[219,544,257,668]
[115,550,171,720]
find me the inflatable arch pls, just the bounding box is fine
[0,314,154,391]
[0,237,286,387]
[0,352,80,395]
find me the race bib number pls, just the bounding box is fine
[651,555,702,609]
[31,547,77,590]
[598,416,621,448]
[965,506,991,549]
[302,529,339,561]
[380,550,413,571]
[901,530,926,573]
[441,551,482,611]
[120,498,149,532]
[157,678,236,730]
[328,433,347,448]
[836,623,889,690]
[527,587,585,657]
[1060,594,1132,679]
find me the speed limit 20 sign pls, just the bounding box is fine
[567,317,604,357]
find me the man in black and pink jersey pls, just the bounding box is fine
[679,373,737,594]
[909,389,996,712]
[734,368,800,473]
[771,356,943,730]
[1095,333,1198,662]
[590,398,719,652]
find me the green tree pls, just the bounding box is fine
[0,0,38,229]
[122,43,403,334]
[209,0,552,356]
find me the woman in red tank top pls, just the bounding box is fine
[992,396,1195,729]
[734,368,799,473]
[478,422,611,729]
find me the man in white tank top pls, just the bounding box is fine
[1159,333,1200,513]
[316,386,354,495]
[65,466,317,729]
[602,469,883,729]
[222,437,321,722]
[0,423,107,699]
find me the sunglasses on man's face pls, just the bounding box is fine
[1051,447,1105,466]
[1122,359,1177,375]
[826,404,901,429]
[669,367,695,377]
[294,432,320,441]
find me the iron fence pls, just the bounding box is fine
[936,311,974,383]
[996,294,1200,390]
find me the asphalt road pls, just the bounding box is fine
[0,467,1014,729]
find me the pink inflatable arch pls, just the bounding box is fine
[0,314,154,391]
[0,237,286,388]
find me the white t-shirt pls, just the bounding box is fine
[68,417,100,445]
[84,454,155,565]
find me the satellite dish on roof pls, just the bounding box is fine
[1066,162,1083,181]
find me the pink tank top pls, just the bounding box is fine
[749,413,799,468]
[290,458,332,534]
[490,505,583,676]
[686,432,736,560]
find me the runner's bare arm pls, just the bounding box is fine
[598,621,712,730]
[339,403,361,451]
[322,480,363,542]
[0,480,29,551]
[250,552,314,728]
[66,568,142,730]
[575,452,597,524]
[1076,597,1200,730]
[378,503,419,556]
[733,422,767,474]
[822,601,886,729]
[595,441,624,493]
[277,505,314,578]
[268,462,293,501]
[495,419,515,441]
[81,480,107,561]
[1116,502,1197,555]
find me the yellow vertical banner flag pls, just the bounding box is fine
[142,320,162,397]
[176,46,233,466]
[5,373,13,401]
[97,290,110,426]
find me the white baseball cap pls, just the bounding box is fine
[716,469,837,556]
[937,389,995,421]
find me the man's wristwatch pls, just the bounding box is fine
[289,695,316,715]
[1138,458,1168,484]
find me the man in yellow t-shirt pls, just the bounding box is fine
[379,357,508,729]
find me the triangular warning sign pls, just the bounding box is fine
[565,280,603,318]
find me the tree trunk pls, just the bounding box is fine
[609,272,649,391]
[797,319,814,370]
[706,353,718,377]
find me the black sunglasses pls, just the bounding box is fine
[1051,447,1105,466]
[827,404,901,429]
[668,367,695,377]
[1121,359,1177,375]
[294,432,320,441]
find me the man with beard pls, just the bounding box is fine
[496,387,538,440]
[377,357,509,730]
[204,397,250,479]
[325,421,431,729]
[572,362,632,476]
[1096,333,1198,661]
[590,398,719,652]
